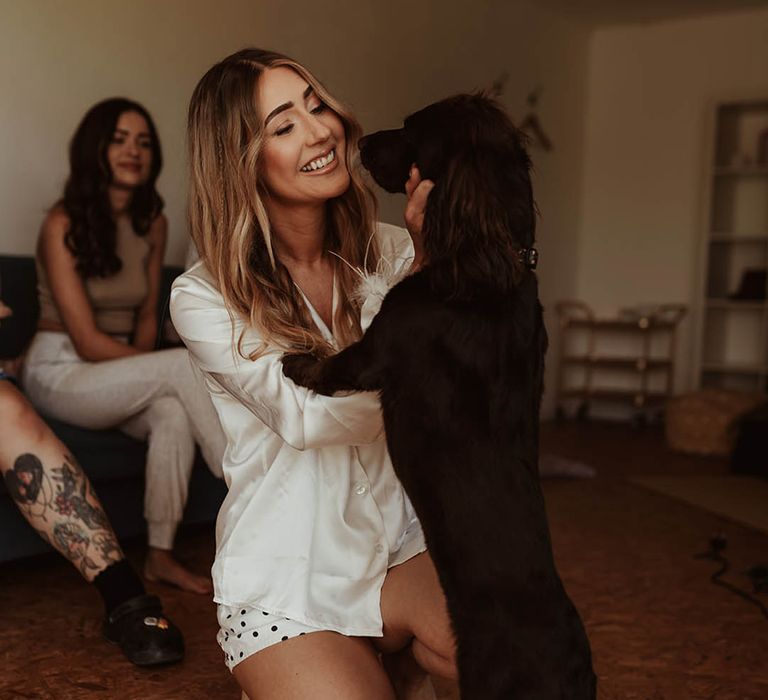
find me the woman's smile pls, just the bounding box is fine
[300,148,338,174]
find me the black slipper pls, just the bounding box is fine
[103,594,184,666]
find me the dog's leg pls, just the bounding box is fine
[283,323,388,395]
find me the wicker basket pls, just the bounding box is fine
[665,389,765,456]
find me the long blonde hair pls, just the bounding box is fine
[187,48,379,358]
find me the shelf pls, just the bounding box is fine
[714,166,768,177]
[702,362,768,374]
[556,300,685,420]
[563,318,677,331]
[560,388,668,407]
[709,234,768,243]
[717,99,768,112]
[706,299,767,310]
[699,100,768,395]
[561,356,672,371]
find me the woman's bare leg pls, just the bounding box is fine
[233,632,397,700]
[0,381,185,667]
[120,398,213,594]
[0,381,122,578]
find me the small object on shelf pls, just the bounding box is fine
[618,305,656,323]
[554,300,687,422]
[728,268,767,301]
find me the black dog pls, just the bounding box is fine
[283,94,596,699]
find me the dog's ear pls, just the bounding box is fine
[421,140,535,295]
[424,143,534,254]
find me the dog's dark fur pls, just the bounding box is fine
[283,94,596,699]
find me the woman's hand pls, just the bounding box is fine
[404,165,434,271]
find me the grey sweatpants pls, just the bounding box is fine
[22,331,226,549]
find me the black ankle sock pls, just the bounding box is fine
[93,559,146,616]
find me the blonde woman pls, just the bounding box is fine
[171,49,456,699]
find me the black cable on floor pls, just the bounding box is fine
[694,533,768,621]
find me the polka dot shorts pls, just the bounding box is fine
[217,603,321,671]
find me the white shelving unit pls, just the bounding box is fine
[694,99,768,395]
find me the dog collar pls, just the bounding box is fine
[519,247,539,270]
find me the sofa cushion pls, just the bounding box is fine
[45,417,148,481]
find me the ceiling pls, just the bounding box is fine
[536,0,768,26]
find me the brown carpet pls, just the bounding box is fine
[1,421,767,699]
[629,475,768,535]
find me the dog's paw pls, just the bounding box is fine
[282,352,323,390]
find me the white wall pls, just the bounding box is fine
[576,8,768,399]
[0,0,590,415]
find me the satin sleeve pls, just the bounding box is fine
[170,265,384,451]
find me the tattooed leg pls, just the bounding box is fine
[0,381,124,581]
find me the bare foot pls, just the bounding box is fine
[144,547,213,594]
[383,646,438,700]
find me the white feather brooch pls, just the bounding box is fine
[330,233,412,325]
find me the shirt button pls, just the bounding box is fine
[375,543,384,554]
[354,483,368,496]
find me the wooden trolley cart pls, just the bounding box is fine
[554,301,687,424]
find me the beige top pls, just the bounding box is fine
[37,216,151,334]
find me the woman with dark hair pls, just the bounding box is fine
[62,98,164,283]
[22,98,226,595]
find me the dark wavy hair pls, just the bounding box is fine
[59,98,164,278]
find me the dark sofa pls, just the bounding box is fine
[0,254,227,563]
